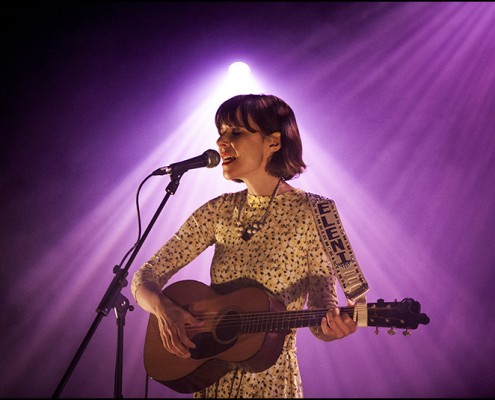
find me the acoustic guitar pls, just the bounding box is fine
[143,279,430,393]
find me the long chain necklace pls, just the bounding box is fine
[235,178,283,241]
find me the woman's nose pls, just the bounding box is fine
[216,135,227,147]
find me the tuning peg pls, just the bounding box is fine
[374,326,379,335]
[387,328,396,335]
[402,329,411,337]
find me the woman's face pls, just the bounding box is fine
[216,115,279,183]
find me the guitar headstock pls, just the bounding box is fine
[367,298,430,333]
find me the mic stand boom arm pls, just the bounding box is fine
[52,171,185,398]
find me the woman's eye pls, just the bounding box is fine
[232,129,242,136]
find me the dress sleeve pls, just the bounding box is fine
[130,198,218,303]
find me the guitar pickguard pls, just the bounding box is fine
[190,310,242,359]
[190,331,236,359]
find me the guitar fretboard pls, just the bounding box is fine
[217,307,354,334]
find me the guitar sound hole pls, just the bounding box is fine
[215,310,241,343]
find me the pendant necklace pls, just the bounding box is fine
[235,178,283,241]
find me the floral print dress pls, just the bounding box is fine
[131,188,339,398]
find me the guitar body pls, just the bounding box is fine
[144,280,289,393]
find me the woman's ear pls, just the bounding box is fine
[268,132,281,151]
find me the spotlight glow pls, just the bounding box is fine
[228,61,251,77]
[221,61,259,96]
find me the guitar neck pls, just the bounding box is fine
[233,297,430,333]
[237,307,353,334]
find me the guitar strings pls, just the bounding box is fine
[183,309,329,332]
[182,306,404,333]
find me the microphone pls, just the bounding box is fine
[152,149,221,176]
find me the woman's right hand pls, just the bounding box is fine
[154,296,204,358]
[134,281,204,358]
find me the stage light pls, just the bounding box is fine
[221,61,259,96]
[228,61,251,78]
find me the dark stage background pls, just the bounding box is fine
[2,2,494,398]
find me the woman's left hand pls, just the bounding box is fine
[318,307,357,341]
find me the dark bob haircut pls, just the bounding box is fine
[214,94,306,180]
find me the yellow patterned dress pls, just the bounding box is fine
[131,188,339,398]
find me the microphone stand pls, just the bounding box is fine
[52,171,185,398]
